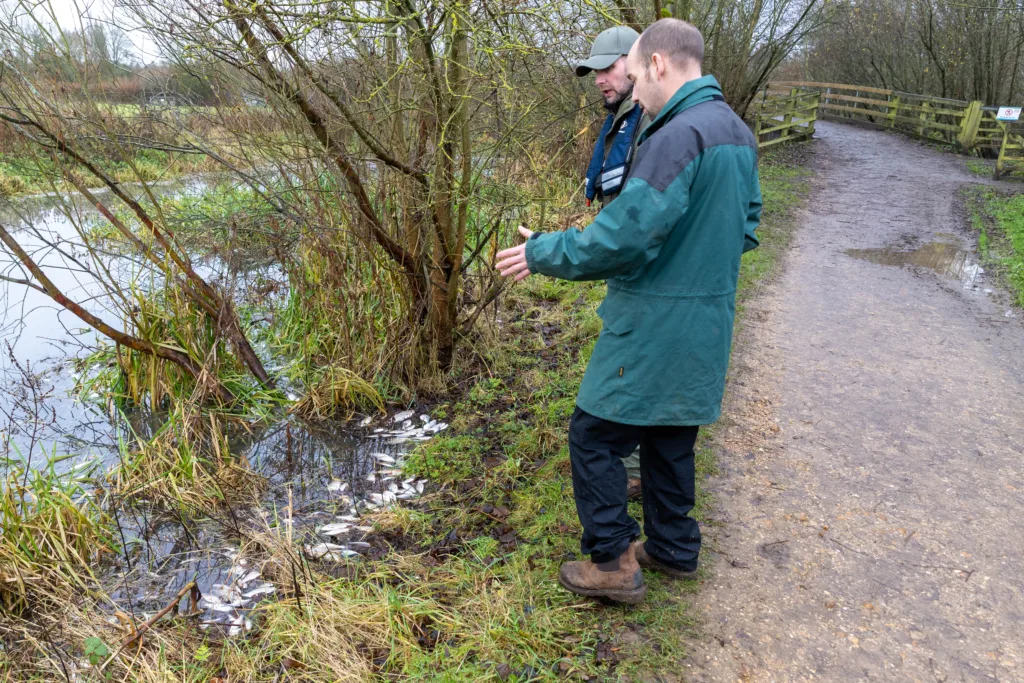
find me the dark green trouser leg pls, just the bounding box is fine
[623,447,641,480]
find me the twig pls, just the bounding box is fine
[99,581,198,673]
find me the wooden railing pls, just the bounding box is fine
[752,81,1024,178]
[753,88,819,148]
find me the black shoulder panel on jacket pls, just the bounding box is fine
[629,99,757,193]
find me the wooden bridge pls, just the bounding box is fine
[752,81,1024,179]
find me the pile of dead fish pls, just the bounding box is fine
[366,409,448,445]
[197,556,276,637]
[308,410,446,562]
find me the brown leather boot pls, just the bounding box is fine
[626,477,643,500]
[631,540,698,581]
[558,547,647,604]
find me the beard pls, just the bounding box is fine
[603,84,634,112]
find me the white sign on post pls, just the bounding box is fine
[996,106,1022,121]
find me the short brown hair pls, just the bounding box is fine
[637,18,704,70]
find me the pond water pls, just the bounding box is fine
[0,177,442,635]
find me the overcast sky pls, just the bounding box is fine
[3,0,164,64]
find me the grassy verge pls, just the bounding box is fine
[0,148,219,199]
[0,142,813,681]
[965,186,1024,307]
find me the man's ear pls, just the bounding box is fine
[651,52,666,79]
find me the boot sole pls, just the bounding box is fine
[557,574,648,604]
[637,560,698,581]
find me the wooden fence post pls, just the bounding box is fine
[753,101,763,146]
[917,100,931,137]
[996,122,1008,180]
[958,101,983,151]
[887,94,900,128]
[782,88,797,142]
[806,92,819,138]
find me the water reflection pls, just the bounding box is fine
[845,238,984,289]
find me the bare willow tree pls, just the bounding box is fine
[114,0,602,382]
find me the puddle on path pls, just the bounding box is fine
[845,237,983,289]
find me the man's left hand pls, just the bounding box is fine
[496,225,535,281]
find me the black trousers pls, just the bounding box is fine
[568,406,701,570]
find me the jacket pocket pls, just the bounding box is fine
[596,295,636,335]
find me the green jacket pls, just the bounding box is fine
[526,76,762,425]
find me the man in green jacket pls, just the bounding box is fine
[496,18,761,604]
[576,25,652,498]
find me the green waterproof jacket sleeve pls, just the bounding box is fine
[525,168,692,282]
[743,166,762,254]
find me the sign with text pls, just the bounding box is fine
[996,106,1022,121]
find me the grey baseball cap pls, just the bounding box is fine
[575,26,640,77]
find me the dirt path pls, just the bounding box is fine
[685,122,1024,682]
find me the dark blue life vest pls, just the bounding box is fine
[585,104,643,206]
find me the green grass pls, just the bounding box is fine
[966,158,993,179]
[0,147,217,199]
[966,187,1024,307]
[0,448,115,615]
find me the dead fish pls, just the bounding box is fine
[228,625,242,637]
[336,514,360,522]
[415,481,425,493]
[238,570,261,586]
[327,479,347,492]
[373,452,396,465]
[366,472,378,482]
[420,414,430,422]
[387,437,408,445]
[305,543,359,560]
[243,584,276,599]
[319,522,352,536]
[211,604,237,613]
[354,525,373,532]
[393,409,414,423]
[388,482,399,493]
[401,419,414,430]
[359,416,372,427]
[347,541,371,549]
[373,428,385,433]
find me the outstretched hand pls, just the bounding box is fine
[495,225,535,282]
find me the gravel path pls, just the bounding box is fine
[685,122,1024,682]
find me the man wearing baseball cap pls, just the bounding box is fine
[577,25,651,500]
